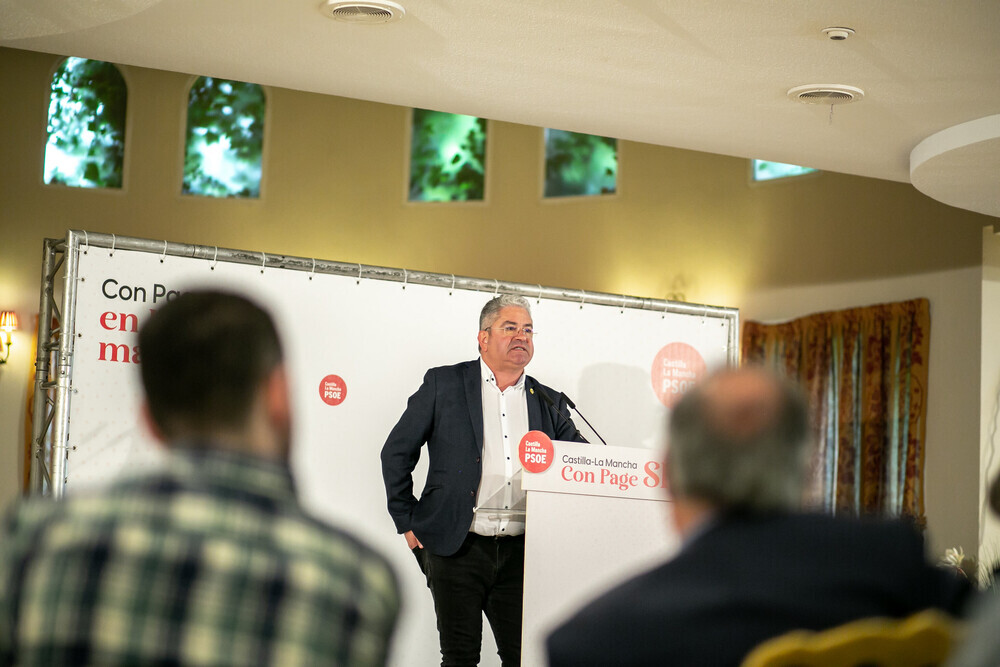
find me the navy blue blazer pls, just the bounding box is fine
[380,359,584,556]
[546,512,971,667]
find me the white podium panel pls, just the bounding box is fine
[519,440,682,667]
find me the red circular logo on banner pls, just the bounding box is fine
[651,343,706,408]
[519,430,554,473]
[319,375,347,406]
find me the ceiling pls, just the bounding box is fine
[2,0,998,217]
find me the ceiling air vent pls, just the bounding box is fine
[787,84,864,105]
[319,1,405,24]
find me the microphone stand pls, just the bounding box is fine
[561,392,609,447]
[537,387,608,446]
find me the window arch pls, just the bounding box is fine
[44,57,127,189]
[183,77,266,198]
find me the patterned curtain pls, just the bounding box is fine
[741,299,930,523]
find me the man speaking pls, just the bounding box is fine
[381,294,584,666]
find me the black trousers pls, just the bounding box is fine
[414,533,525,667]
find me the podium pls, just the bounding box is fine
[518,437,681,667]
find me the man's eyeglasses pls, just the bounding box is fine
[486,325,535,337]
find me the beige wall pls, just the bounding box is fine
[1,47,993,552]
[980,228,1000,566]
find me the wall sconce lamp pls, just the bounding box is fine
[0,311,18,364]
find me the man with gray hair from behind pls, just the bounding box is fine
[547,366,969,667]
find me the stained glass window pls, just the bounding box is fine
[183,77,265,198]
[44,58,127,189]
[544,129,617,198]
[409,109,486,202]
[752,159,818,182]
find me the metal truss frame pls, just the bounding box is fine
[28,237,67,495]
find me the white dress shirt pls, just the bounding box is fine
[471,358,529,536]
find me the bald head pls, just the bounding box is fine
[699,370,786,442]
[666,367,811,514]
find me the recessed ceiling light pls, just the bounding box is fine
[319,1,405,24]
[787,84,865,105]
[821,26,856,41]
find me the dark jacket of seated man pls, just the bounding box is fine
[546,510,970,667]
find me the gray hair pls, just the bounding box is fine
[479,294,532,330]
[666,368,812,513]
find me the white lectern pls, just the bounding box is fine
[518,438,681,667]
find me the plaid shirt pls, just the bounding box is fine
[0,447,400,666]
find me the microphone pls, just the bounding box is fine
[558,391,609,447]
[536,387,581,441]
[537,388,608,446]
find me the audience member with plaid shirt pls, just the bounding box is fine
[0,290,400,666]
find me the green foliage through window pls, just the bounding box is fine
[409,109,486,202]
[44,58,127,189]
[752,159,818,182]
[544,129,617,198]
[183,77,265,198]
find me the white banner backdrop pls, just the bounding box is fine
[62,241,735,666]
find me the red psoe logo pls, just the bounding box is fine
[319,374,347,406]
[651,343,706,408]
[519,430,554,473]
